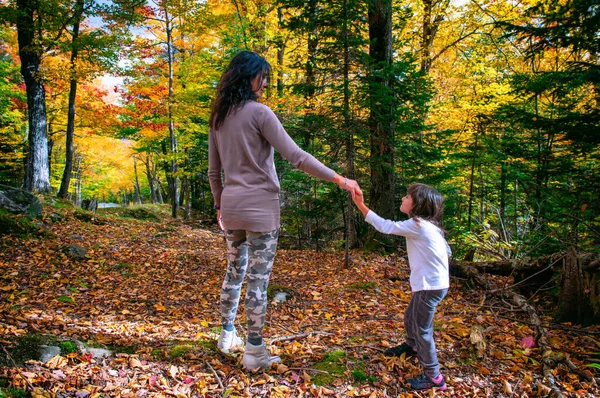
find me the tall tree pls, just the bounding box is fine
[58,0,85,199]
[163,1,180,218]
[367,0,395,230]
[14,0,51,192]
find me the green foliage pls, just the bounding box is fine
[168,344,195,359]
[586,362,600,370]
[58,295,74,303]
[313,350,346,385]
[351,369,376,383]
[58,341,78,355]
[0,387,29,398]
[0,210,40,238]
[0,28,26,187]
[346,281,378,290]
[98,204,171,221]
[0,334,58,366]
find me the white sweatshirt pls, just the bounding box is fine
[365,210,450,292]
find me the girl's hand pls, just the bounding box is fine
[352,189,364,205]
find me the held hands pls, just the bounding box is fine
[333,174,369,216]
[334,174,362,199]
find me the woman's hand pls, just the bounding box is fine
[344,179,362,198]
[217,210,225,231]
[333,173,362,198]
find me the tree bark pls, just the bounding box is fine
[557,247,599,325]
[276,8,286,97]
[419,0,449,74]
[342,0,355,266]
[17,0,50,193]
[58,0,85,199]
[367,0,395,246]
[144,153,157,204]
[164,6,179,218]
[133,156,142,205]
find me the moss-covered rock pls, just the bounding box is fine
[0,184,43,218]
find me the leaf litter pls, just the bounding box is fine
[0,205,598,397]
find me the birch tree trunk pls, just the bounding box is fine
[165,6,179,218]
[17,0,50,193]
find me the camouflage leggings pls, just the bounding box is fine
[220,229,279,341]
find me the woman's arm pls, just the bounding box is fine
[259,106,361,196]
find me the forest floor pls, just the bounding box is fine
[0,202,599,398]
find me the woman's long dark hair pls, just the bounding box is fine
[407,183,444,229]
[209,51,271,130]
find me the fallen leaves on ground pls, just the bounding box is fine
[0,205,598,397]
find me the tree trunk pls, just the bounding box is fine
[17,0,50,193]
[276,7,286,97]
[59,0,84,199]
[133,156,142,205]
[164,7,179,218]
[144,153,157,204]
[183,149,191,219]
[74,154,83,207]
[419,0,448,74]
[367,0,395,246]
[557,247,600,325]
[342,0,355,267]
[500,161,507,219]
[467,128,478,229]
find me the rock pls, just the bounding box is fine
[69,234,84,241]
[39,345,61,363]
[84,347,112,360]
[0,184,43,218]
[49,213,63,222]
[273,292,288,302]
[68,244,87,260]
[81,199,98,212]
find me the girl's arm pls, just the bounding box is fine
[352,190,370,216]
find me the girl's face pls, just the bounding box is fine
[400,193,413,216]
[251,74,268,99]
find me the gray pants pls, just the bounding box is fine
[220,229,279,341]
[405,289,448,378]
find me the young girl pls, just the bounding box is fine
[352,183,450,391]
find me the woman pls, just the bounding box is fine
[208,51,360,370]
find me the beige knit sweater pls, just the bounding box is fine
[208,101,335,232]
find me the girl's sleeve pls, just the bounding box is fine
[207,129,223,208]
[364,210,421,237]
[258,106,335,181]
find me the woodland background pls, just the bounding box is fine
[1,0,600,397]
[0,0,598,259]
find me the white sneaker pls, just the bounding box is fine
[217,328,243,353]
[242,342,281,370]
